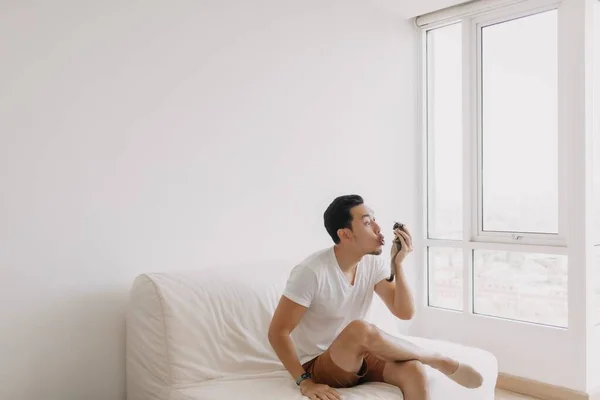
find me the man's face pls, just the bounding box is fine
[343,204,385,256]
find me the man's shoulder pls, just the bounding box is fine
[299,246,333,265]
[290,246,334,276]
[282,247,334,305]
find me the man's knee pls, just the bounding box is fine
[402,360,428,382]
[341,320,380,350]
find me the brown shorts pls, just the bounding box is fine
[302,350,387,388]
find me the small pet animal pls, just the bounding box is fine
[386,222,405,282]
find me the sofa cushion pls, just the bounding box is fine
[169,333,499,400]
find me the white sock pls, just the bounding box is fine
[447,363,484,389]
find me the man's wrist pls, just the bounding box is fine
[296,371,312,386]
[299,378,313,388]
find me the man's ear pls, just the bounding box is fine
[337,228,351,242]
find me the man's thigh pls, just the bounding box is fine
[325,319,374,375]
[359,352,387,384]
[301,320,387,388]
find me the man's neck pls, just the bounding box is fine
[333,244,363,273]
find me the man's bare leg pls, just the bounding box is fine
[376,328,478,382]
[328,320,483,389]
[383,361,430,400]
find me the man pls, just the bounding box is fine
[268,195,483,400]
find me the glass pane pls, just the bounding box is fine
[428,247,463,311]
[481,10,558,234]
[427,24,463,240]
[473,250,567,327]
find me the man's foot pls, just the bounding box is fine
[422,354,483,389]
[447,362,483,389]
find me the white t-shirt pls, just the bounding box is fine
[282,246,389,364]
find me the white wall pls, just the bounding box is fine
[0,1,418,400]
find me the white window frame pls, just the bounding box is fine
[472,1,565,247]
[422,0,567,322]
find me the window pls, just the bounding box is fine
[428,247,463,311]
[425,23,464,312]
[424,7,567,327]
[473,250,567,327]
[480,10,559,235]
[426,23,463,241]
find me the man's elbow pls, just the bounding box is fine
[268,325,287,346]
[267,324,277,345]
[394,307,415,320]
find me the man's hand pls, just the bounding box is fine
[375,224,416,319]
[299,379,341,400]
[391,225,413,266]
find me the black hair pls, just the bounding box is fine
[323,194,364,244]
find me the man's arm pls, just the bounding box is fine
[374,227,415,320]
[374,263,415,320]
[269,296,342,399]
[267,296,308,380]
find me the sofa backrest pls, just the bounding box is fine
[126,264,292,391]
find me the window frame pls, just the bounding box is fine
[472,2,565,248]
[425,22,464,242]
[422,0,568,325]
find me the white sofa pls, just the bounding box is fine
[126,264,498,400]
